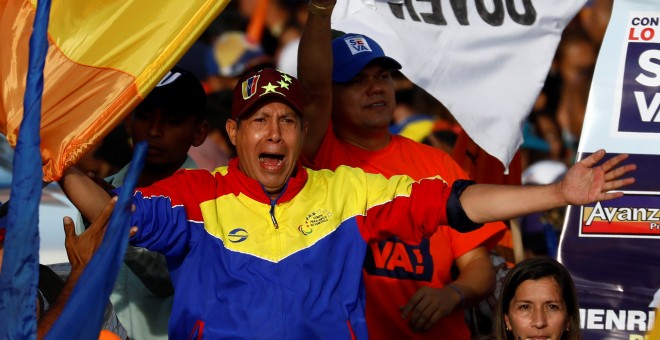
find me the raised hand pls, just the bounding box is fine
[559,149,636,206]
[63,197,116,272]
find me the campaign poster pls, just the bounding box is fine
[558,1,660,339]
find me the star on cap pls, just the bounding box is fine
[278,79,290,90]
[281,73,292,83]
[261,82,279,94]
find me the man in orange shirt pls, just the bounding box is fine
[298,1,507,338]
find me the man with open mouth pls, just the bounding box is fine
[59,67,634,339]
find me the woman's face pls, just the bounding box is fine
[505,277,570,340]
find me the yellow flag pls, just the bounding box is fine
[0,0,229,181]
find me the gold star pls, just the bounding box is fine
[278,80,290,90]
[262,82,278,93]
[281,74,292,83]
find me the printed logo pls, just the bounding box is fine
[344,36,372,55]
[580,195,660,238]
[241,74,260,100]
[298,225,312,236]
[616,13,660,133]
[363,237,434,281]
[227,228,249,243]
[298,209,333,236]
[156,71,181,87]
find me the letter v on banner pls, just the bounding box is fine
[558,1,660,339]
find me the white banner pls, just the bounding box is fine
[578,1,660,154]
[331,0,586,169]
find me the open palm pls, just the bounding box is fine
[559,150,636,205]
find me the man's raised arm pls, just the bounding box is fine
[58,165,113,224]
[298,0,336,161]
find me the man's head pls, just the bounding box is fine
[128,66,208,171]
[226,68,307,197]
[331,34,402,139]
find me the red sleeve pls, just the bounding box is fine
[358,178,451,244]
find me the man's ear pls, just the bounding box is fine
[226,119,238,146]
[192,121,209,147]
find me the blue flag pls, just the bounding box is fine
[0,0,51,337]
[46,142,146,339]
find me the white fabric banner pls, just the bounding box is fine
[331,0,587,169]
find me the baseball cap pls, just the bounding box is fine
[332,33,402,83]
[231,68,304,120]
[137,66,206,120]
[214,31,275,78]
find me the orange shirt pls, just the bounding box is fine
[304,128,506,339]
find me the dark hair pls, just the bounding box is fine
[494,258,581,340]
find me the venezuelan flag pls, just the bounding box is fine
[0,0,230,182]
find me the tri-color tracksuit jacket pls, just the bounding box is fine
[125,158,478,339]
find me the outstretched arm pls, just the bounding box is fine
[298,0,336,161]
[460,150,636,224]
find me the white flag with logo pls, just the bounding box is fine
[331,0,587,169]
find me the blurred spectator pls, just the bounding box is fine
[387,71,462,153]
[213,30,275,90]
[520,110,566,170]
[389,72,439,142]
[519,160,568,259]
[178,33,223,93]
[77,125,132,179]
[555,26,597,157]
[277,36,300,77]
[423,126,461,155]
[578,0,614,47]
[188,90,236,170]
[237,0,307,57]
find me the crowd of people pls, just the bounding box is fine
[1,0,637,339]
[58,61,630,339]
[78,0,613,263]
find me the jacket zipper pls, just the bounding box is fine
[262,181,288,229]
